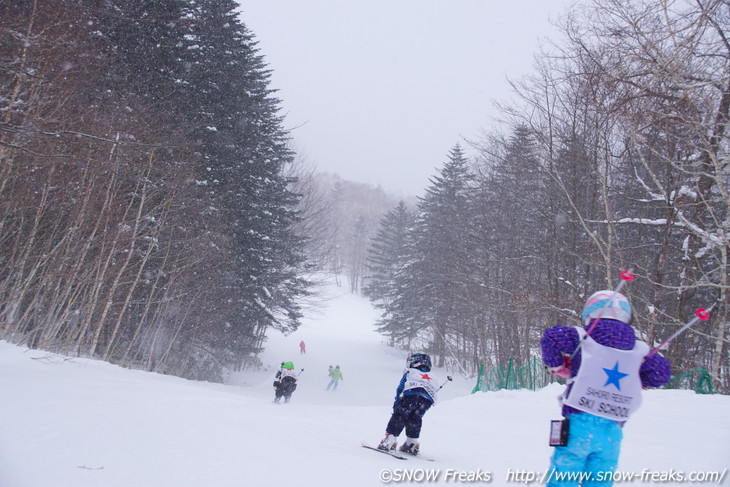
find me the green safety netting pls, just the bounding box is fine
[665,367,715,394]
[471,358,714,394]
[471,357,558,393]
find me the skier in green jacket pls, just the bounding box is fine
[326,365,343,391]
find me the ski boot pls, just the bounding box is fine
[399,437,420,455]
[377,433,397,451]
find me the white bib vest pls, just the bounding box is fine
[280,368,297,379]
[403,368,440,402]
[563,328,649,421]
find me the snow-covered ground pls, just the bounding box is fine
[0,277,728,487]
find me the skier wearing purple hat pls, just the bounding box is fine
[541,290,671,486]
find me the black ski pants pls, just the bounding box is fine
[386,394,432,439]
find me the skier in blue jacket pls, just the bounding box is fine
[377,353,440,455]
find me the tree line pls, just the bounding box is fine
[2,0,728,393]
[0,0,311,380]
[364,0,730,393]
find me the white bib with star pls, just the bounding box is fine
[403,368,440,402]
[563,328,649,421]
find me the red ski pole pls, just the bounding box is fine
[645,304,715,358]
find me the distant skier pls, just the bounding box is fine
[541,290,671,486]
[377,353,440,455]
[326,365,343,391]
[273,361,299,404]
[299,340,306,354]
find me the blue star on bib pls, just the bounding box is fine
[603,361,629,390]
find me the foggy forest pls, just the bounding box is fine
[1,0,729,393]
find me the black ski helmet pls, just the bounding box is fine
[408,352,431,372]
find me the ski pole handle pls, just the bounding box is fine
[646,305,714,358]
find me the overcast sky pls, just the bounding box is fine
[239,1,573,196]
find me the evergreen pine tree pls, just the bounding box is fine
[380,145,477,363]
[100,0,192,111]
[184,0,310,358]
[96,0,310,371]
[496,126,548,362]
[364,201,414,306]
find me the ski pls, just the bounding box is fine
[361,442,435,462]
[361,442,408,460]
[398,449,435,462]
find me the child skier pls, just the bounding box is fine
[273,361,299,404]
[326,365,343,391]
[377,352,440,455]
[541,290,671,486]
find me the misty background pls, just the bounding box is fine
[1,0,728,393]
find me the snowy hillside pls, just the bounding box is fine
[0,278,728,487]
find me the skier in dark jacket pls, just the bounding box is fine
[541,290,671,486]
[273,361,298,404]
[377,353,440,455]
